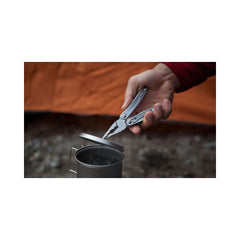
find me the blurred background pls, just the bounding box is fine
[24,62,216,178]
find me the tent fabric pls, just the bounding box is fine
[24,62,216,125]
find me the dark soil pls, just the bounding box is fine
[24,112,216,178]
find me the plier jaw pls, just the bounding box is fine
[102,119,127,139]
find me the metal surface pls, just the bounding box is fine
[102,87,154,138]
[70,145,124,178]
[126,107,154,126]
[79,133,124,152]
[120,87,148,119]
[69,147,78,174]
[102,119,127,139]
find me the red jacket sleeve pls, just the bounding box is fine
[162,62,216,92]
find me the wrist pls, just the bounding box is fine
[153,63,180,92]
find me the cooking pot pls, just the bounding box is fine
[69,144,124,178]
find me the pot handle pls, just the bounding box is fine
[69,147,78,175]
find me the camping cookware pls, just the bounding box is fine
[69,133,124,178]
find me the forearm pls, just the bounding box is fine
[152,63,180,92]
[160,62,216,92]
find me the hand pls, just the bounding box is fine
[122,63,180,134]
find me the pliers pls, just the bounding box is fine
[102,87,153,139]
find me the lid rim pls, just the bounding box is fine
[79,133,124,152]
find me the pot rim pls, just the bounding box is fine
[75,145,124,168]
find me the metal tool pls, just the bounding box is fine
[102,87,153,139]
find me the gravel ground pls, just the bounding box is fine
[24,112,216,178]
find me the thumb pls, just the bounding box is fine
[122,95,133,110]
[121,77,138,109]
[121,95,133,110]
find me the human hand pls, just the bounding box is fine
[122,63,180,134]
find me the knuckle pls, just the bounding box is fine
[129,76,137,83]
[129,75,136,82]
[163,108,172,119]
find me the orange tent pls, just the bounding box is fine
[24,62,216,125]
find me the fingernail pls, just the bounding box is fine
[156,105,162,111]
[164,100,170,106]
[147,114,154,121]
[121,103,126,109]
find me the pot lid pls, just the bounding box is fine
[79,133,124,152]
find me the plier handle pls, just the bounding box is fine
[102,87,153,139]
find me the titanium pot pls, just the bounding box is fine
[69,145,124,178]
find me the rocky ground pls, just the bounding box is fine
[24,112,216,178]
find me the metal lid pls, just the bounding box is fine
[79,133,124,152]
